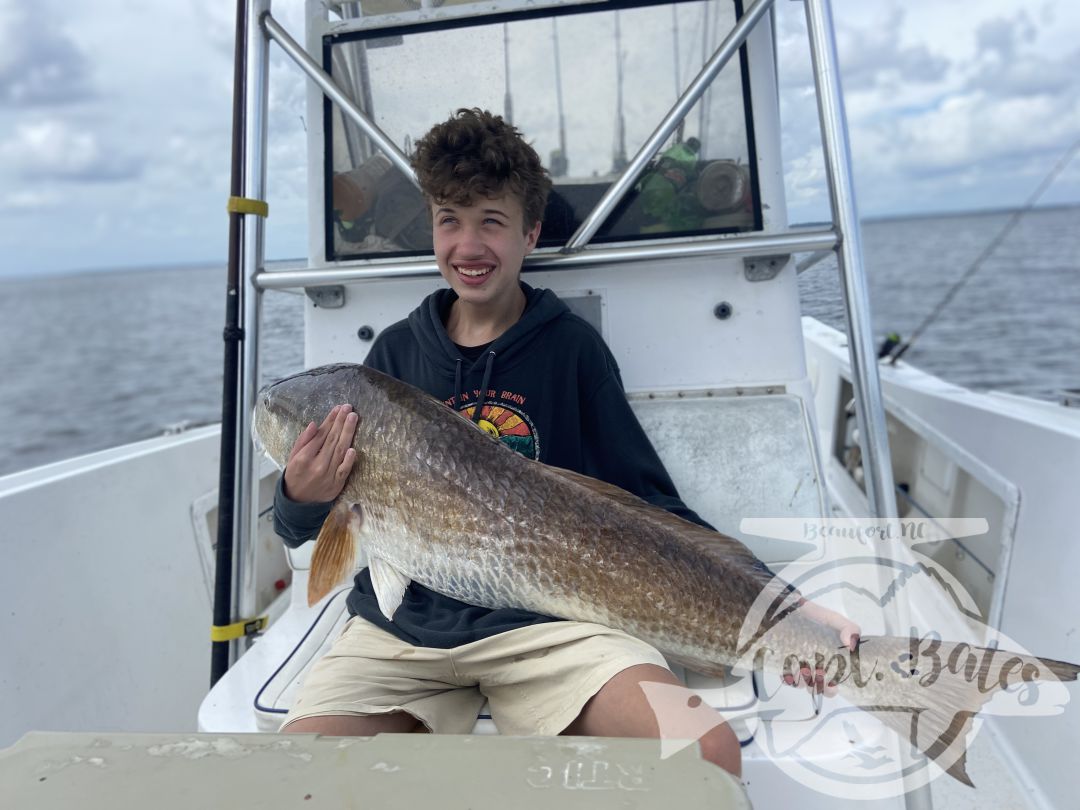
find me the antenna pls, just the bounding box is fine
[612,11,627,173]
[672,6,684,143]
[503,23,513,124]
[550,18,568,177]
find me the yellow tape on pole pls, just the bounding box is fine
[227,196,269,217]
[211,615,268,642]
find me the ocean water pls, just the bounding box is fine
[799,205,1080,397]
[0,263,306,477]
[1,207,1077,477]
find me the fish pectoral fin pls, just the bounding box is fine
[308,501,361,607]
[368,556,411,621]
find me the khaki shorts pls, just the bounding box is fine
[281,617,670,736]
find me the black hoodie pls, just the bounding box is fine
[273,282,709,648]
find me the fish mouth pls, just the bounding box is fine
[250,406,265,455]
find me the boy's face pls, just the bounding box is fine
[431,192,541,312]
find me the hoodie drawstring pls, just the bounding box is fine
[472,350,496,424]
[453,358,463,410]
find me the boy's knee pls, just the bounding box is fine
[698,722,742,778]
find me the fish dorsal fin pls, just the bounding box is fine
[308,501,362,606]
[368,556,412,621]
[544,465,777,587]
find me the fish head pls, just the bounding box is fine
[254,363,378,468]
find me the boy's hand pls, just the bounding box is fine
[799,599,861,651]
[282,404,358,503]
[782,600,861,697]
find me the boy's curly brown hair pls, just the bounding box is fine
[411,108,552,232]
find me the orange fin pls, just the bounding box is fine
[308,501,361,606]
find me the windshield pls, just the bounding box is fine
[325,0,760,260]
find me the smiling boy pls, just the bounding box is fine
[272,109,854,778]
[432,193,538,347]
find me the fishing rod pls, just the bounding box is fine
[211,0,248,687]
[886,138,1080,365]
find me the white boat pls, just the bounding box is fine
[2,0,1077,807]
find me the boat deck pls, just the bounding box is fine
[1,731,750,809]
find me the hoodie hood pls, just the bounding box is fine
[407,281,569,377]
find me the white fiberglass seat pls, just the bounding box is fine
[251,574,496,734]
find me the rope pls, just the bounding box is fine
[887,138,1080,365]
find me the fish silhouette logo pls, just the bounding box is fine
[638,681,770,760]
[640,517,1076,800]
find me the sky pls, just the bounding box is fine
[1,0,1078,278]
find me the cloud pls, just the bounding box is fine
[776,0,1080,220]
[966,12,1079,98]
[0,0,95,106]
[975,12,1036,60]
[1,120,143,182]
[0,188,62,212]
[778,5,949,92]
[834,8,950,90]
[195,0,240,57]
[784,148,828,214]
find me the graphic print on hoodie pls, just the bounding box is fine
[457,399,539,459]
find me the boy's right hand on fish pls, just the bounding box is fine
[782,599,861,697]
[282,404,358,503]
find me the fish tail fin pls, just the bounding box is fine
[1034,656,1080,682]
[307,501,359,606]
[845,636,1080,787]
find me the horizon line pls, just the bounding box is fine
[5,201,1077,282]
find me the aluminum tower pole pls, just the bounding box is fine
[804,2,932,805]
[803,0,896,522]
[263,13,417,185]
[234,0,271,657]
